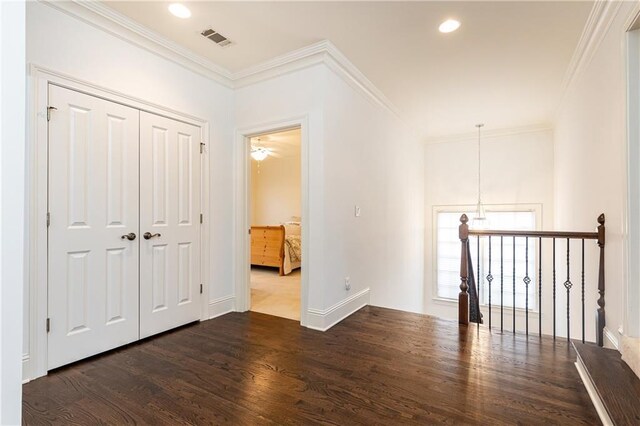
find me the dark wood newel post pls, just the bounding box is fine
[596,213,606,347]
[459,214,470,326]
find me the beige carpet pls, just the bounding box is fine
[250,267,301,321]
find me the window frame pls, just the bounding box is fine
[431,203,543,312]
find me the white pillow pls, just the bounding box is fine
[283,223,301,236]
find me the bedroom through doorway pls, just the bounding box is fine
[249,128,302,321]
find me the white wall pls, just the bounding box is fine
[235,64,326,311]
[424,129,555,321]
[322,69,424,313]
[25,2,235,380]
[555,2,636,350]
[251,147,301,225]
[236,63,424,317]
[0,0,26,423]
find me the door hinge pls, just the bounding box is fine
[200,284,203,294]
[46,318,50,333]
[200,213,203,224]
[47,106,57,122]
[200,142,205,154]
[46,212,51,227]
[248,228,251,235]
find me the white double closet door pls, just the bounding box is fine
[47,85,202,369]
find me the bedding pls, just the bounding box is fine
[283,234,301,275]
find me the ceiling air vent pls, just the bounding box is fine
[201,28,232,48]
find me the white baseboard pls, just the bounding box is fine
[575,358,613,426]
[208,295,235,319]
[604,326,620,350]
[306,288,370,331]
[621,335,640,380]
[22,353,31,383]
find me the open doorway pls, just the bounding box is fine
[248,128,302,321]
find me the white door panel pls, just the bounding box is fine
[139,112,201,339]
[48,85,140,369]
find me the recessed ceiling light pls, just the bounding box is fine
[439,19,461,33]
[168,3,191,19]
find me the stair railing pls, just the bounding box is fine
[458,213,606,346]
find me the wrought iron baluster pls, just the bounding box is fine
[581,239,585,344]
[538,237,542,337]
[524,237,530,337]
[553,238,556,340]
[565,238,572,342]
[596,214,606,347]
[501,236,504,332]
[513,236,516,334]
[487,236,493,330]
[477,236,481,312]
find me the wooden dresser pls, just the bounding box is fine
[250,225,285,275]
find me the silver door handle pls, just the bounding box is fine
[121,233,136,241]
[143,232,161,240]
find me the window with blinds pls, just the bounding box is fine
[435,209,537,310]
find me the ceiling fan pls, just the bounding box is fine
[251,137,283,161]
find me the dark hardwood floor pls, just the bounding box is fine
[574,341,640,424]
[23,306,599,425]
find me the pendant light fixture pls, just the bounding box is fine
[473,123,487,227]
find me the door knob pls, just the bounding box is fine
[143,232,162,240]
[121,233,136,241]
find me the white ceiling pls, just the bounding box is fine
[106,1,593,138]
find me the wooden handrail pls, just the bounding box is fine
[459,213,606,346]
[469,230,598,239]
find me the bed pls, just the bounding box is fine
[250,223,301,275]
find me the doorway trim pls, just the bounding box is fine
[625,10,640,340]
[233,116,310,326]
[26,64,211,381]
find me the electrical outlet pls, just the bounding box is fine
[345,277,351,291]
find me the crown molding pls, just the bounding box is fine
[41,0,234,87]
[41,0,403,120]
[322,42,404,119]
[233,40,330,85]
[558,0,623,110]
[234,40,402,119]
[425,123,553,145]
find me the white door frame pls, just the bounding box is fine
[625,10,640,340]
[233,116,310,326]
[26,64,211,381]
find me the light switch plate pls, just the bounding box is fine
[355,205,361,217]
